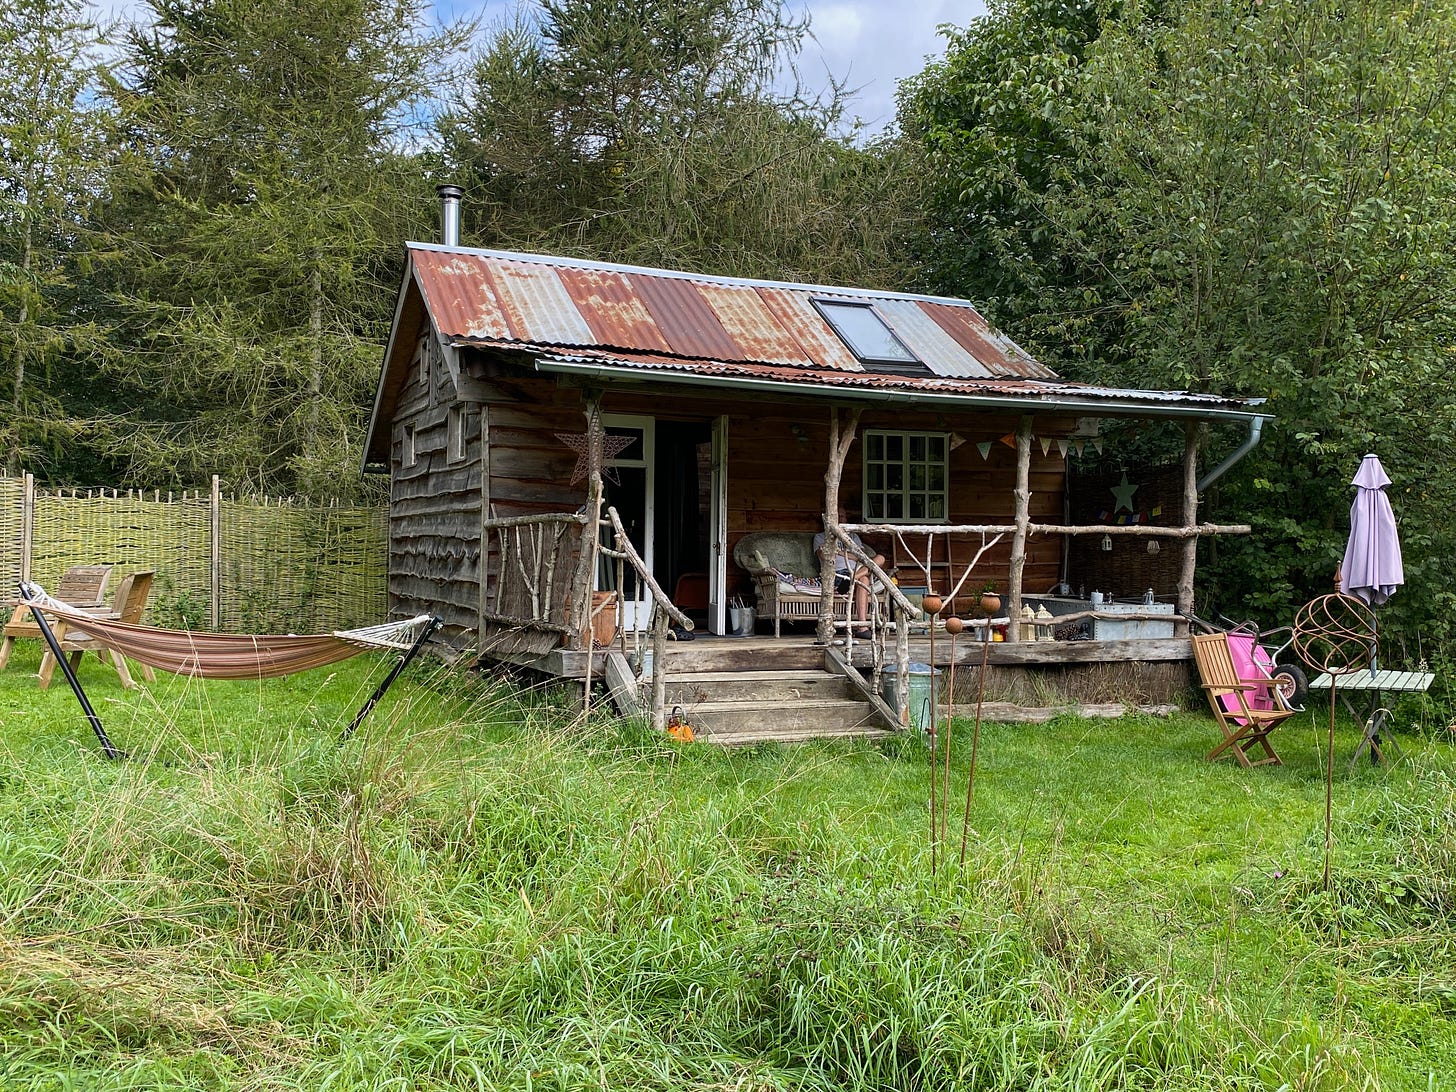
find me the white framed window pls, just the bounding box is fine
[863,430,949,523]
[447,406,467,463]
[402,424,417,468]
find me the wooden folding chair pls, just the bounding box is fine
[1191,632,1297,768]
[0,564,114,670]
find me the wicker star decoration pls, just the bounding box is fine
[556,431,637,485]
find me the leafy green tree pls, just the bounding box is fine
[442,0,914,286]
[97,0,466,497]
[0,0,117,477]
[904,0,1456,654]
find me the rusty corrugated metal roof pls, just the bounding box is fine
[407,243,1059,381]
[447,334,1256,415]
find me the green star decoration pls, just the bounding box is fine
[1111,472,1139,513]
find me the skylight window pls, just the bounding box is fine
[813,299,919,366]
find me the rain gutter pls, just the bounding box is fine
[1196,415,1267,492]
[530,357,1268,424]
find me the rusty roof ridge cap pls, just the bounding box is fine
[408,241,983,310]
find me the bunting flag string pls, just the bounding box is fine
[966,433,1105,459]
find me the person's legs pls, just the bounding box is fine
[852,565,872,622]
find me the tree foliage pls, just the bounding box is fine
[0,0,116,477]
[442,0,914,285]
[94,0,466,496]
[904,0,1456,656]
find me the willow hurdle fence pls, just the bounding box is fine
[2,473,387,634]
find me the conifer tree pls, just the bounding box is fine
[99,0,466,496]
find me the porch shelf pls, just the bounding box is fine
[843,522,1252,538]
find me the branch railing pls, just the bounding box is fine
[480,512,588,638]
[601,506,691,732]
[843,520,1249,641]
[826,523,923,728]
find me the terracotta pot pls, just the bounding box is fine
[979,593,1001,616]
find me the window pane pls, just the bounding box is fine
[867,434,883,459]
[910,464,926,490]
[886,494,903,519]
[929,465,945,491]
[929,436,945,460]
[887,464,903,491]
[886,435,903,460]
[867,493,884,518]
[910,494,927,519]
[606,427,644,461]
[816,300,918,363]
[910,435,925,461]
[929,494,946,519]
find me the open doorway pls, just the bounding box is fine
[600,415,717,632]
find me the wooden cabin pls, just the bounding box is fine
[363,224,1267,739]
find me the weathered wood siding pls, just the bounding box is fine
[600,389,1069,607]
[388,329,484,646]
[387,351,1070,640]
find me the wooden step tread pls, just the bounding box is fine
[686,697,869,713]
[659,669,838,683]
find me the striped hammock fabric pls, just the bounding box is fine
[24,586,434,681]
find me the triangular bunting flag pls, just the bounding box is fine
[1039,436,1052,457]
[1073,439,1086,457]
[1056,439,1069,457]
[976,441,993,460]
[1092,439,1104,455]
[999,433,1017,448]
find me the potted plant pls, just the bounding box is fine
[978,583,1001,616]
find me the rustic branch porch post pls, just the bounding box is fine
[818,406,863,645]
[1005,416,1034,639]
[569,393,605,654]
[1176,421,1207,637]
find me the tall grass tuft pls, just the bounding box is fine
[0,643,1448,1088]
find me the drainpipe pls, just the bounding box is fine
[436,184,463,247]
[1196,415,1266,493]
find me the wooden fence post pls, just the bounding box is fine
[210,474,221,630]
[21,472,34,585]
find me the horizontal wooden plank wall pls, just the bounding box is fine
[388,331,485,646]
[387,349,1073,644]
[600,388,1070,609]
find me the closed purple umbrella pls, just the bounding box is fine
[1340,454,1404,607]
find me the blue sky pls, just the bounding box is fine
[95,0,986,136]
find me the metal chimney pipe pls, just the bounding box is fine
[436,183,463,247]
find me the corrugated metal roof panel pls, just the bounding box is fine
[875,298,993,378]
[481,260,596,345]
[632,275,744,362]
[755,289,863,371]
[921,301,1052,378]
[554,267,674,355]
[696,282,812,367]
[414,252,512,341]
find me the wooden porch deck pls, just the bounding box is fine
[483,632,1195,738]
[501,633,1194,679]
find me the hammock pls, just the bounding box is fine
[24,586,435,681]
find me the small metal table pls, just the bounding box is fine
[1307,668,1435,769]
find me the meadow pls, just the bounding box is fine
[1,641,1454,1090]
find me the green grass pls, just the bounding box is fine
[2,640,1455,1089]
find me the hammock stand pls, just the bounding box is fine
[18,582,443,759]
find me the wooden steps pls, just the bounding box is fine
[653,642,895,745]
